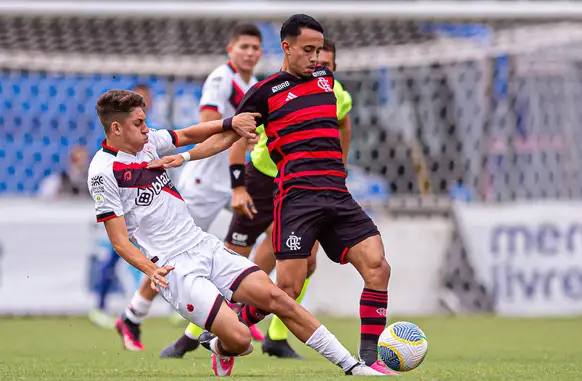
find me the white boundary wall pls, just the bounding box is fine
[0,198,451,317]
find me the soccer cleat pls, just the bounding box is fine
[249,325,265,342]
[262,333,302,359]
[370,360,400,376]
[212,353,235,377]
[115,317,144,351]
[346,361,398,376]
[159,335,200,359]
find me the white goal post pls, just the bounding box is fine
[4,1,582,19]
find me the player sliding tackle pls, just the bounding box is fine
[88,90,386,376]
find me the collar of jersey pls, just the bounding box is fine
[101,139,118,156]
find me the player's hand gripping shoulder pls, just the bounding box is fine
[230,112,261,139]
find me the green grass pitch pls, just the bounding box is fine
[1,315,580,380]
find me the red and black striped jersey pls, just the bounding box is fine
[236,66,346,193]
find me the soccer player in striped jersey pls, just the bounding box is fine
[227,14,396,375]
[152,14,397,376]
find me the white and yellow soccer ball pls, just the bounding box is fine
[377,321,428,372]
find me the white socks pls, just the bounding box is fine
[124,291,152,324]
[306,325,359,372]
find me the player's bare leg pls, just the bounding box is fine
[250,224,276,273]
[260,229,318,359]
[344,234,397,375]
[116,276,157,351]
[223,240,265,342]
[199,270,383,375]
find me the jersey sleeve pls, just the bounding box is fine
[88,169,124,223]
[334,81,353,121]
[235,85,267,126]
[147,129,178,154]
[199,71,231,116]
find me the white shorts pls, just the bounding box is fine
[184,193,231,232]
[157,234,260,331]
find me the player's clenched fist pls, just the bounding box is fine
[231,112,261,140]
[232,186,258,220]
[149,265,175,292]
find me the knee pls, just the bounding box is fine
[227,323,252,354]
[364,256,391,288]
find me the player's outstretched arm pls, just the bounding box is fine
[148,130,241,169]
[339,114,352,167]
[173,112,260,147]
[103,216,174,291]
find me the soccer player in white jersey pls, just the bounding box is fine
[114,24,264,351]
[88,89,385,377]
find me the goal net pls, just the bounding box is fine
[2,3,582,312]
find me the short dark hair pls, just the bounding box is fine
[230,23,262,43]
[96,90,145,134]
[280,14,324,42]
[322,39,336,63]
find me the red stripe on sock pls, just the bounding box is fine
[362,291,388,299]
[359,305,384,318]
[361,295,388,303]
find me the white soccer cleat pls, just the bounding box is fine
[346,361,399,376]
[212,353,235,377]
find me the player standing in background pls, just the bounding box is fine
[113,24,265,351]
[159,39,353,360]
[88,84,153,329]
[90,89,385,377]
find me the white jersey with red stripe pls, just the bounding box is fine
[87,129,206,263]
[178,62,258,203]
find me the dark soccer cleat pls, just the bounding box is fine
[159,335,200,359]
[261,333,303,359]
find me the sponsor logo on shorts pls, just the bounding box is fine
[286,232,302,251]
[186,304,194,312]
[231,232,248,247]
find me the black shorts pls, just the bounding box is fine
[226,162,276,248]
[272,189,380,263]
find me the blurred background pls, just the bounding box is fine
[1,0,582,321]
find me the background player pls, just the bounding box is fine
[113,24,265,351]
[90,89,385,377]
[159,39,353,359]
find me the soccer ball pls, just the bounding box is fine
[377,321,428,372]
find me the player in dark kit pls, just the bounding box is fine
[227,14,397,375]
